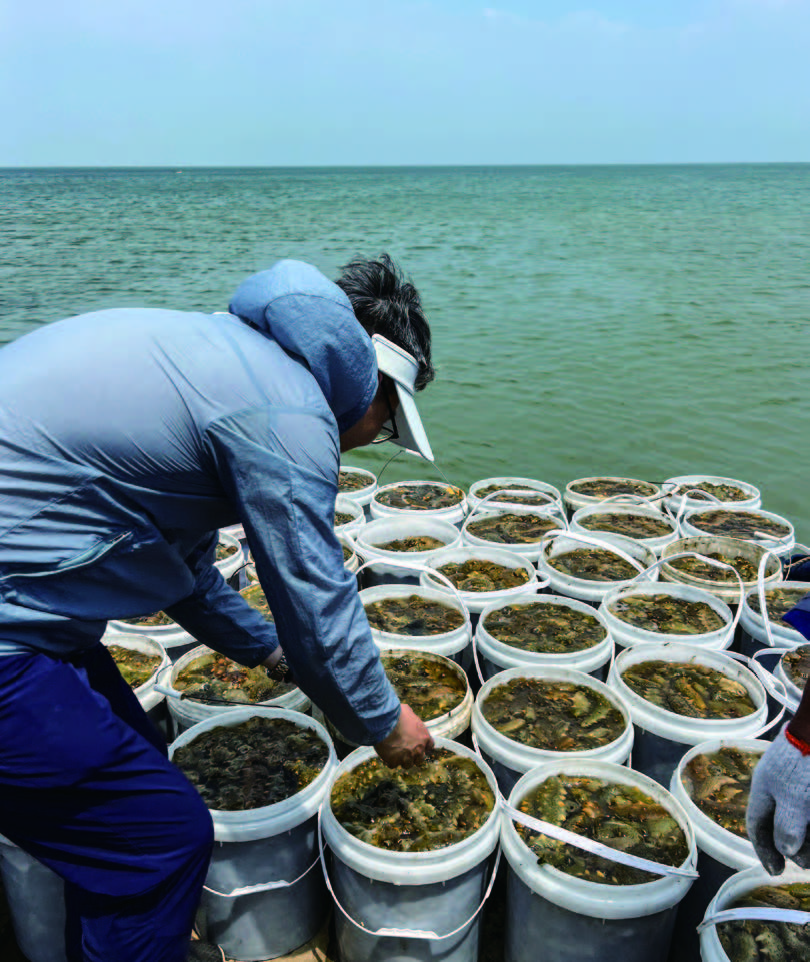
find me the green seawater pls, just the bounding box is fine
[2,165,809,543]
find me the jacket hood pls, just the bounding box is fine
[228,260,378,433]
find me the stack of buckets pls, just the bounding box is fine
[4,469,809,962]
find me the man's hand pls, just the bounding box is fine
[746,724,810,874]
[374,705,434,769]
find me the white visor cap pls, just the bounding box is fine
[372,334,434,462]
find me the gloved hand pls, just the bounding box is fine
[746,723,810,874]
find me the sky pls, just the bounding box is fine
[1,0,808,166]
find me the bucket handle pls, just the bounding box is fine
[202,855,319,898]
[469,734,697,879]
[317,803,502,941]
[697,906,810,933]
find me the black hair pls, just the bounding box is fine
[336,253,435,391]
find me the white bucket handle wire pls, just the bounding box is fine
[203,856,320,898]
[316,802,502,941]
[698,905,810,933]
[468,734,697,879]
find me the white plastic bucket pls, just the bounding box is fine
[169,707,338,962]
[460,504,567,564]
[737,579,809,659]
[466,476,563,513]
[214,528,248,585]
[667,737,768,962]
[659,536,782,604]
[337,465,378,520]
[599,583,735,652]
[159,645,311,735]
[474,593,614,683]
[359,583,472,665]
[500,759,697,962]
[324,648,474,752]
[680,505,795,557]
[570,503,680,556]
[563,477,663,517]
[698,864,810,962]
[104,615,197,662]
[352,516,462,586]
[662,475,761,516]
[334,494,365,537]
[771,649,803,724]
[370,479,469,526]
[536,532,658,605]
[0,835,67,962]
[419,545,540,616]
[607,643,769,786]
[320,738,501,962]
[471,665,634,795]
[102,632,172,738]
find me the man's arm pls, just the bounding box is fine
[204,406,403,746]
[164,530,280,667]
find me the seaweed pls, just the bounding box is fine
[376,535,447,552]
[376,483,465,511]
[549,548,640,582]
[174,651,294,703]
[680,482,748,503]
[682,746,762,838]
[570,479,657,499]
[579,512,673,540]
[173,716,328,810]
[466,512,559,545]
[338,470,373,493]
[607,594,725,634]
[668,553,759,583]
[476,484,555,507]
[782,644,810,691]
[436,558,530,592]
[621,660,757,718]
[483,601,605,653]
[748,587,808,622]
[215,543,239,561]
[108,646,162,688]
[364,595,464,636]
[330,748,494,851]
[121,610,175,628]
[334,511,355,526]
[517,774,689,885]
[718,882,810,961]
[482,677,625,751]
[688,510,790,541]
[241,583,274,622]
[380,652,466,720]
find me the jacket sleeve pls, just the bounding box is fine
[163,530,280,667]
[204,405,401,745]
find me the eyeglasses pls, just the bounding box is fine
[371,381,399,445]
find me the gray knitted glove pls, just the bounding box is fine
[746,724,810,875]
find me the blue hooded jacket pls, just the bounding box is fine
[0,260,399,744]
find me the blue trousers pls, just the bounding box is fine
[0,644,214,962]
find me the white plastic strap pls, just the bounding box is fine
[502,802,699,879]
[203,856,319,898]
[540,528,651,578]
[672,487,723,528]
[316,803,501,940]
[697,906,810,933]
